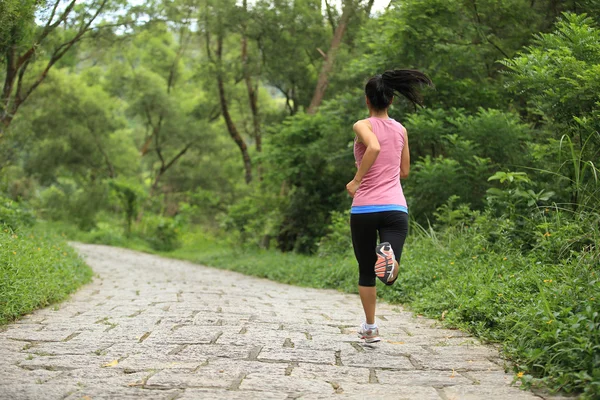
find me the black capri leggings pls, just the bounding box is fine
[350,211,409,287]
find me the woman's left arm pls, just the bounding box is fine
[400,128,410,179]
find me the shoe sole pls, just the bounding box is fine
[375,242,395,284]
[358,332,381,343]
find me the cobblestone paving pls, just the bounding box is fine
[0,243,565,400]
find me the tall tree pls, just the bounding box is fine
[203,0,253,183]
[252,0,328,115]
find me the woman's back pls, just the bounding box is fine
[352,117,407,209]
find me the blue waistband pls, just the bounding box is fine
[351,204,408,214]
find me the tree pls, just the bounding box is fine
[202,0,254,183]
[251,0,329,115]
[0,0,128,138]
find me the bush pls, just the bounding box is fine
[36,186,68,221]
[86,221,127,246]
[142,215,181,252]
[317,210,352,257]
[36,182,108,231]
[220,186,284,250]
[0,196,36,231]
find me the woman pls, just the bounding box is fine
[346,69,432,343]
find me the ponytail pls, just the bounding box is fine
[365,69,433,110]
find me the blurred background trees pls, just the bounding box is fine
[1,0,598,252]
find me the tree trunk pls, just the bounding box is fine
[0,48,17,137]
[241,0,261,153]
[217,35,252,183]
[306,0,353,115]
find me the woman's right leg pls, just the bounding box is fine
[378,211,409,285]
[350,213,379,324]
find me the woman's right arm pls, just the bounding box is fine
[346,120,380,197]
[400,128,410,179]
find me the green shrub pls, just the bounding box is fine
[221,187,284,250]
[0,196,35,230]
[142,215,181,252]
[36,186,68,221]
[36,182,108,231]
[317,210,352,257]
[86,221,127,246]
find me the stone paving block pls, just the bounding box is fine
[258,348,336,365]
[412,352,501,371]
[0,364,62,385]
[443,384,543,400]
[20,341,103,357]
[51,368,150,388]
[341,350,415,370]
[17,354,118,372]
[457,369,516,386]
[333,384,443,400]
[0,383,79,400]
[429,344,500,359]
[1,327,74,343]
[292,363,370,384]
[239,373,335,395]
[146,360,286,390]
[63,386,182,400]
[178,389,288,400]
[287,338,357,352]
[214,327,304,347]
[376,369,471,386]
[141,325,226,345]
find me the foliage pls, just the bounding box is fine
[317,210,352,257]
[0,226,92,325]
[108,179,145,236]
[0,196,35,231]
[141,214,181,252]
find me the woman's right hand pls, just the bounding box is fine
[346,179,361,198]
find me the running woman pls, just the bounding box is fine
[346,69,433,343]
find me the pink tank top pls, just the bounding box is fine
[352,117,407,209]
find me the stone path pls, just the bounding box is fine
[0,243,560,400]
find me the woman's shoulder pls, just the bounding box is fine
[353,118,373,131]
[387,119,406,134]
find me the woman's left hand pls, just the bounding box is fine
[346,179,360,198]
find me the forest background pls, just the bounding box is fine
[1,0,599,397]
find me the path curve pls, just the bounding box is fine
[0,243,557,399]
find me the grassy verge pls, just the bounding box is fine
[48,221,598,398]
[0,226,93,325]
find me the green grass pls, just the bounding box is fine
[0,225,93,325]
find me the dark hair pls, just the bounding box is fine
[365,69,433,110]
